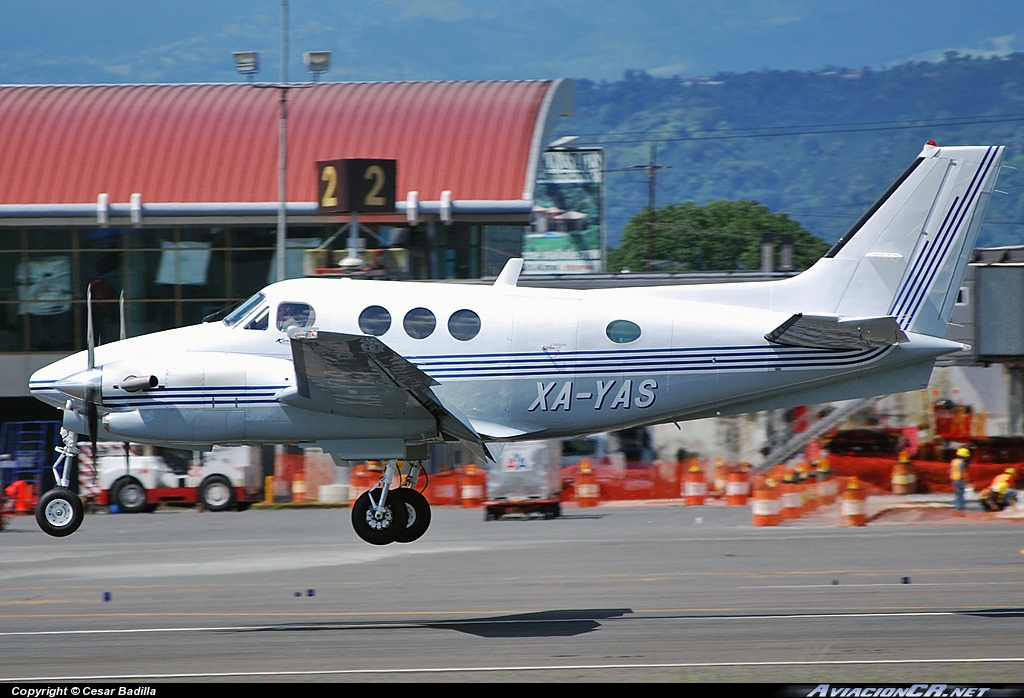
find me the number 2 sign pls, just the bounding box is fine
[317,158,396,214]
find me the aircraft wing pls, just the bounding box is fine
[764,313,909,350]
[281,328,482,444]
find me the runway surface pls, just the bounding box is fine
[1,502,1023,682]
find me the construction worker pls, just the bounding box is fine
[949,446,971,510]
[981,468,1017,512]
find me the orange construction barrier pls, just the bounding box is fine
[422,469,461,506]
[841,477,868,527]
[683,463,707,505]
[712,457,728,495]
[891,452,917,495]
[752,479,781,526]
[291,470,307,504]
[575,460,600,507]
[725,469,750,506]
[460,464,486,508]
[780,475,802,520]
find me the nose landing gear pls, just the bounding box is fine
[35,425,86,537]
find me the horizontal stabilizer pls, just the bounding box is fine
[765,313,908,350]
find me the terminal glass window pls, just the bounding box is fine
[0,224,334,352]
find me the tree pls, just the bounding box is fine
[607,200,829,273]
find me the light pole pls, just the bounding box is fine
[234,1,330,282]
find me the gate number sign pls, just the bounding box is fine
[317,158,396,214]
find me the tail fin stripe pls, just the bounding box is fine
[889,238,933,321]
[888,146,998,327]
[895,146,999,326]
[889,147,993,320]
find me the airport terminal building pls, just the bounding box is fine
[0,79,575,413]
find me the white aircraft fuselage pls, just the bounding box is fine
[30,276,959,455]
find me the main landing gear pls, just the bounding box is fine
[35,427,86,537]
[351,460,431,545]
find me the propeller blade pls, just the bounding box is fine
[124,442,130,476]
[119,290,126,341]
[88,400,98,463]
[86,282,96,370]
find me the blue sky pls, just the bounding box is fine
[1,1,1021,84]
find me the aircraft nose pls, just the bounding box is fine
[52,368,102,403]
[29,365,60,396]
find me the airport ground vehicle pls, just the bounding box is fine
[80,443,261,512]
[484,440,562,520]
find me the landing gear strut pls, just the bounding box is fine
[35,426,85,537]
[350,459,432,545]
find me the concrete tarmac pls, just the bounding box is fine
[1,499,1023,683]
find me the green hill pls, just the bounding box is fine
[559,53,1024,249]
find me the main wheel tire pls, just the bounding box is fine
[392,488,431,543]
[199,476,235,512]
[351,488,408,545]
[114,478,148,514]
[35,489,84,537]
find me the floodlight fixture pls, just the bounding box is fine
[233,51,260,75]
[304,51,331,79]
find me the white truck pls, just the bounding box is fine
[79,443,261,513]
[483,440,563,520]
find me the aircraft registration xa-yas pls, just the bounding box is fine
[30,143,1004,543]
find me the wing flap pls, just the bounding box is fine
[284,329,494,449]
[285,329,430,419]
[765,313,908,350]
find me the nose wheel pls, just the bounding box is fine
[36,488,84,537]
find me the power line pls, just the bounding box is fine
[565,112,1024,142]
[577,115,1024,147]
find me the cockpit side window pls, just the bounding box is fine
[223,292,266,327]
[276,302,316,331]
[245,307,269,330]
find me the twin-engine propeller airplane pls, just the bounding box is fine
[29,143,1004,543]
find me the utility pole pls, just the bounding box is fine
[631,144,669,271]
[276,0,288,283]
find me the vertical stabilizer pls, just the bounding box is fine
[764,144,1004,337]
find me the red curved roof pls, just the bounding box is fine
[0,80,558,205]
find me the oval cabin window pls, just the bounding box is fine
[447,309,481,341]
[403,307,436,339]
[606,319,641,344]
[358,305,391,336]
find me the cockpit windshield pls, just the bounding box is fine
[223,292,266,327]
